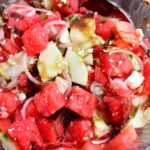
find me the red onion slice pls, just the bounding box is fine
[23,53,43,85]
[90,81,106,97]
[21,97,33,119]
[15,7,33,14]
[6,76,18,90]
[44,20,67,30]
[55,22,69,39]
[7,63,24,78]
[110,78,129,90]
[91,137,111,145]
[62,71,72,97]
[49,25,58,36]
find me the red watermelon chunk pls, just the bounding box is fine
[54,0,79,15]
[0,39,19,54]
[25,101,40,118]
[37,117,65,143]
[66,86,97,118]
[96,20,114,40]
[33,82,66,117]
[106,125,137,150]
[6,4,40,32]
[113,21,140,48]
[100,93,131,125]
[8,17,28,32]
[0,49,9,63]
[22,23,49,56]
[0,118,12,133]
[36,118,58,143]
[0,91,19,119]
[65,119,93,143]
[51,148,76,150]
[8,118,43,150]
[43,141,75,150]
[94,66,108,86]
[100,52,133,78]
[79,142,103,150]
[142,59,150,94]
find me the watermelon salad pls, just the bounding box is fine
[0,0,150,149]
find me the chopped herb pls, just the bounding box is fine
[71,14,78,22]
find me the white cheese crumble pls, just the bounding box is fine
[125,71,144,89]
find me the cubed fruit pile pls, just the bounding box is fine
[0,0,150,149]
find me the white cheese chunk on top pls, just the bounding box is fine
[125,71,144,89]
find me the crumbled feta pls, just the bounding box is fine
[59,30,71,44]
[18,93,26,102]
[55,76,68,94]
[125,71,144,89]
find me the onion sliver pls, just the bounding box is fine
[91,137,111,145]
[7,63,24,78]
[108,49,143,72]
[10,4,33,9]
[55,22,69,39]
[110,78,129,90]
[49,25,58,36]
[15,7,34,14]
[44,20,67,30]
[6,77,18,90]
[90,81,105,97]
[23,53,42,85]
[62,71,72,97]
[21,97,33,119]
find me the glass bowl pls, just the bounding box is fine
[107,1,150,149]
[0,0,150,149]
[114,0,150,39]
